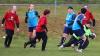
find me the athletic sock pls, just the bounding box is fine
[59,37,66,45]
[78,40,85,49]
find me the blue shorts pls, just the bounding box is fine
[63,27,73,35]
[28,26,36,32]
[73,29,85,37]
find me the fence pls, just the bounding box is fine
[0,0,100,4]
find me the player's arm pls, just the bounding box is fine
[90,12,95,27]
[15,15,20,32]
[77,20,83,29]
[1,12,8,27]
[15,15,19,28]
[1,18,5,24]
[1,18,5,27]
[77,15,84,29]
[92,19,95,27]
[25,12,28,23]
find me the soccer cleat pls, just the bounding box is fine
[71,44,75,48]
[57,44,61,47]
[59,45,64,49]
[41,49,45,51]
[24,42,27,48]
[2,36,6,39]
[30,44,36,48]
[76,49,83,53]
[4,45,9,48]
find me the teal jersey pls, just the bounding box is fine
[72,14,84,30]
[26,10,38,27]
[65,12,76,28]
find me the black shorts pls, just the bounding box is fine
[35,31,47,41]
[28,26,36,32]
[63,26,73,35]
[73,29,85,37]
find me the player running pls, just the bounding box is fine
[24,4,39,48]
[57,6,76,46]
[71,8,87,53]
[1,6,20,48]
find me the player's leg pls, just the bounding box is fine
[41,32,48,51]
[28,27,34,41]
[58,27,69,46]
[63,28,75,47]
[82,37,89,49]
[30,27,37,47]
[73,29,86,52]
[7,30,14,47]
[60,36,74,49]
[4,30,9,48]
[24,27,34,48]
[78,31,86,52]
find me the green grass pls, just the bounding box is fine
[0,4,100,56]
[0,37,100,56]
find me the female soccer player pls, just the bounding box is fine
[24,4,39,47]
[1,6,20,48]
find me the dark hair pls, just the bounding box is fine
[43,9,50,15]
[68,6,73,9]
[81,8,87,14]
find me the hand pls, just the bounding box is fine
[64,24,68,27]
[1,24,4,27]
[1,24,4,31]
[16,28,20,32]
[44,29,48,33]
[64,24,66,26]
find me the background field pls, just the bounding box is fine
[0,4,100,56]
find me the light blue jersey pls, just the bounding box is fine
[27,10,38,27]
[65,12,76,28]
[72,14,85,30]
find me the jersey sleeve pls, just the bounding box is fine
[15,14,20,28]
[72,14,76,21]
[25,12,28,23]
[90,12,94,20]
[35,11,40,18]
[3,12,8,19]
[2,12,8,24]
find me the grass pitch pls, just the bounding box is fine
[0,4,100,56]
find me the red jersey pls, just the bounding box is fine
[82,10,94,25]
[4,11,19,30]
[36,15,47,32]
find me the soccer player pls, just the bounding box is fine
[82,5,96,35]
[82,5,95,27]
[58,6,76,46]
[1,6,20,48]
[72,8,87,52]
[24,4,39,47]
[24,9,50,51]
